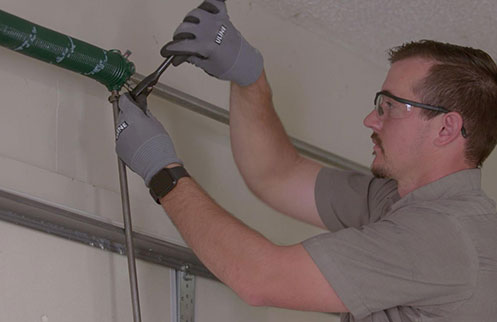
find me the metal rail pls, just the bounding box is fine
[0,188,215,280]
[130,74,370,175]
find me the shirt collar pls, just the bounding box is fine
[391,168,481,210]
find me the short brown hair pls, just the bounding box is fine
[388,40,497,166]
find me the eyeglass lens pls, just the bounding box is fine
[375,93,412,119]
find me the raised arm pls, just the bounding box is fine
[162,0,325,228]
[229,73,324,227]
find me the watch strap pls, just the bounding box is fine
[149,166,190,204]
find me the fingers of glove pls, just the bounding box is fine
[118,93,146,116]
[135,95,148,111]
[198,1,219,14]
[161,36,207,61]
[161,48,206,66]
[172,56,189,66]
[173,7,205,36]
[186,6,226,25]
[169,12,201,41]
[172,8,209,37]
[162,5,225,57]
[188,55,209,69]
[162,40,209,60]
[161,39,181,60]
[117,94,163,141]
[173,32,196,41]
[183,15,200,24]
[198,0,227,15]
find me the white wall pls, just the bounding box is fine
[0,0,496,321]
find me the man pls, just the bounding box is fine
[115,0,497,320]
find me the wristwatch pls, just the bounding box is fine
[148,166,190,204]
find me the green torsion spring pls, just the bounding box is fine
[0,10,135,91]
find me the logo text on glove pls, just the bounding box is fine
[115,121,128,141]
[215,25,227,45]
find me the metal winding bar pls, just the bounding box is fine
[109,91,142,322]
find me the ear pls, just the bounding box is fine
[434,112,464,146]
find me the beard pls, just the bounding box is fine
[370,133,392,179]
[372,164,390,178]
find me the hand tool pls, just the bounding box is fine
[130,55,175,112]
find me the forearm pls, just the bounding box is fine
[160,176,278,302]
[159,176,347,312]
[230,71,303,190]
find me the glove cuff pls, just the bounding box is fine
[220,37,264,86]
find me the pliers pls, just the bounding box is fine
[129,55,175,112]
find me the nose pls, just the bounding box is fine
[363,109,382,131]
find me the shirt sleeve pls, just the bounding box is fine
[314,167,398,231]
[302,207,477,319]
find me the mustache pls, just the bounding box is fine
[371,133,384,153]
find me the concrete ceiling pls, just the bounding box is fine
[253,0,497,68]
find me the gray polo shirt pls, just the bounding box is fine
[303,168,497,321]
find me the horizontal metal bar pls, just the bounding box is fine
[130,74,370,175]
[0,188,216,280]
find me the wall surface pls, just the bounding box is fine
[0,0,496,321]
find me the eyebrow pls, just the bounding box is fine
[382,90,403,98]
[379,90,402,104]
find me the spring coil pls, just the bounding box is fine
[0,10,135,91]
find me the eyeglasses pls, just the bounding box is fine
[373,91,468,138]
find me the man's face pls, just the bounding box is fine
[363,57,435,180]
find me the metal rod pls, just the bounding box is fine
[109,91,142,322]
[129,74,370,175]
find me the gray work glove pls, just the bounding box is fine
[161,0,263,86]
[115,93,182,186]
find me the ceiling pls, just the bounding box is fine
[253,0,497,68]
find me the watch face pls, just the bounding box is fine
[150,169,175,196]
[149,167,189,203]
